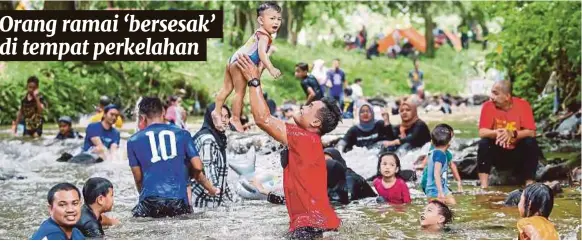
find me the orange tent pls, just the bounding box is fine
[377,28,428,53]
[378,28,463,53]
[443,30,462,52]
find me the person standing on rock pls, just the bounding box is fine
[477,80,541,189]
[235,53,342,240]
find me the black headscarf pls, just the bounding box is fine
[324,147,347,169]
[193,103,231,151]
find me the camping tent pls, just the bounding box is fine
[378,28,462,53]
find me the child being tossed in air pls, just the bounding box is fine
[213,1,282,132]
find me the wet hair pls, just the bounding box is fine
[139,96,164,119]
[354,78,362,83]
[295,62,309,72]
[47,183,81,206]
[435,123,453,135]
[83,177,113,205]
[257,1,281,16]
[429,200,453,225]
[27,76,39,86]
[317,97,342,135]
[377,152,401,178]
[522,183,554,218]
[431,124,453,147]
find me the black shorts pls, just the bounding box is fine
[132,196,192,218]
[23,127,42,137]
[287,227,324,240]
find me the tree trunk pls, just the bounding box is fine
[219,3,224,43]
[0,1,13,10]
[422,3,435,58]
[286,3,295,44]
[277,2,289,40]
[43,1,75,10]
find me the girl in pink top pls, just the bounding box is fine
[373,152,411,204]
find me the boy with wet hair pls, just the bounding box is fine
[56,116,83,140]
[423,124,456,205]
[30,183,85,240]
[420,200,453,232]
[75,177,117,238]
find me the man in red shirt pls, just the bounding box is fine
[235,54,342,239]
[478,80,541,188]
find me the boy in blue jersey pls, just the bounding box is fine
[30,183,85,240]
[82,104,121,161]
[128,97,220,218]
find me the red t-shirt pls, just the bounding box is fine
[373,177,411,205]
[284,123,341,232]
[479,97,536,149]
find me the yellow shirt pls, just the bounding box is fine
[89,111,123,128]
[517,216,559,240]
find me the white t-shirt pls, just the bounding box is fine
[351,83,364,100]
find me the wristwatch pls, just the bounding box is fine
[512,130,518,138]
[247,78,260,87]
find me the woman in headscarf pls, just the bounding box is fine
[383,99,430,152]
[337,103,394,153]
[324,148,377,201]
[191,103,233,208]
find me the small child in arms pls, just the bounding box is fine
[423,124,456,205]
[517,183,559,240]
[420,200,453,232]
[213,1,282,132]
[373,152,411,205]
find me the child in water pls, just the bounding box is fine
[420,200,453,232]
[423,124,456,205]
[213,2,282,132]
[373,152,411,204]
[517,183,559,240]
[419,123,463,193]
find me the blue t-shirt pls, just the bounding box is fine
[82,122,120,152]
[423,149,450,197]
[30,218,85,240]
[327,69,346,97]
[127,123,198,203]
[408,70,424,86]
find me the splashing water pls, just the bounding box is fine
[0,132,579,239]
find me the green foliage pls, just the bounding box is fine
[486,1,581,117]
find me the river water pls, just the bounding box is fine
[0,129,580,240]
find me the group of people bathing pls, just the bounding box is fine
[29,52,559,240]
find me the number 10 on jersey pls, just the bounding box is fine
[146,130,178,163]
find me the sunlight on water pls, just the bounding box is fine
[0,133,579,240]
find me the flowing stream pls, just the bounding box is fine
[0,128,580,240]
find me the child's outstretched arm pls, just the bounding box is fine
[449,161,463,192]
[257,33,281,78]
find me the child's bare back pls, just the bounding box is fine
[213,2,282,132]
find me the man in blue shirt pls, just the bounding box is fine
[128,97,219,218]
[82,104,121,161]
[326,59,347,107]
[30,183,85,240]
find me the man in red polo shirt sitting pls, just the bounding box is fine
[234,54,342,239]
[478,80,541,188]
